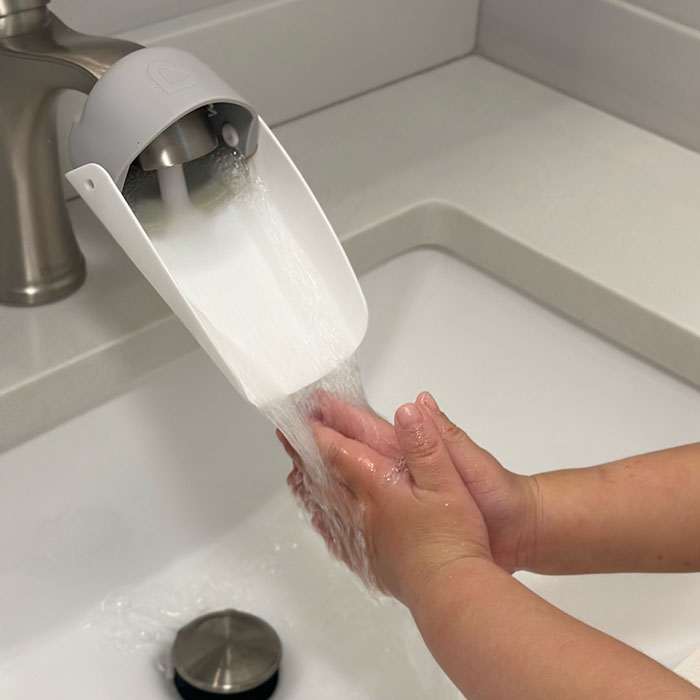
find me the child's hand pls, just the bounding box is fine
[309,391,541,573]
[416,393,541,572]
[280,399,700,700]
[280,397,492,603]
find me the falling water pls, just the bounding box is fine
[124,149,377,588]
[262,357,378,588]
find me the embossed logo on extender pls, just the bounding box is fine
[148,61,199,94]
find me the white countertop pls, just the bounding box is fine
[2,56,699,451]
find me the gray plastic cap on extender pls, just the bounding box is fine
[69,47,258,190]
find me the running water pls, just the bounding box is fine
[263,357,378,588]
[124,150,378,588]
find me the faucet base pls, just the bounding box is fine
[0,256,86,306]
[0,9,140,308]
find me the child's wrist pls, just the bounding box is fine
[512,473,545,572]
[405,554,500,614]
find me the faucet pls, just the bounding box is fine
[2,0,367,402]
[0,0,142,305]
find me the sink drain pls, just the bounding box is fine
[172,609,282,700]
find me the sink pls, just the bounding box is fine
[1,246,699,698]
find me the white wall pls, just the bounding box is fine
[51,0,231,35]
[477,0,700,153]
[53,0,482,127]
[51,0,480,124]
[119,0,480,127]
[629,0,700,31]
[56,0,480,195]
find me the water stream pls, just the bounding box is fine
[125,151,376,588]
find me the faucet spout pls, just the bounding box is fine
[0,0,140,304]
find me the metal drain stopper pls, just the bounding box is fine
[172,609,282,700]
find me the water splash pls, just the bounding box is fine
[83,502,461,698]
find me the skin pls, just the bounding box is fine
[277,392,700,699]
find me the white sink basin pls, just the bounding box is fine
[1,247,699,698]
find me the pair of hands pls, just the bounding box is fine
[277,391,540,604]
[280,402,700,700]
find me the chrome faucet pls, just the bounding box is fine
[0,0,140,305]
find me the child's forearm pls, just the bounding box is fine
[409,557,700,700]
[529,443,700,574]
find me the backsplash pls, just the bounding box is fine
[51,0,229,35]
[56,0,479,196]
[629,0,700,31]
[478,0,700,153]
[119,0,479,127]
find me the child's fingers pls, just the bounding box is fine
[310,513,329,538]
[312,420,391,498]
[393,402,459,492]
[287,464,306,499]
[417,392,480,452]
[416,392,502,480]
[276,429,299,461]
[311,513,353,569]
[317,391,400,458]
[287,464,301,488]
